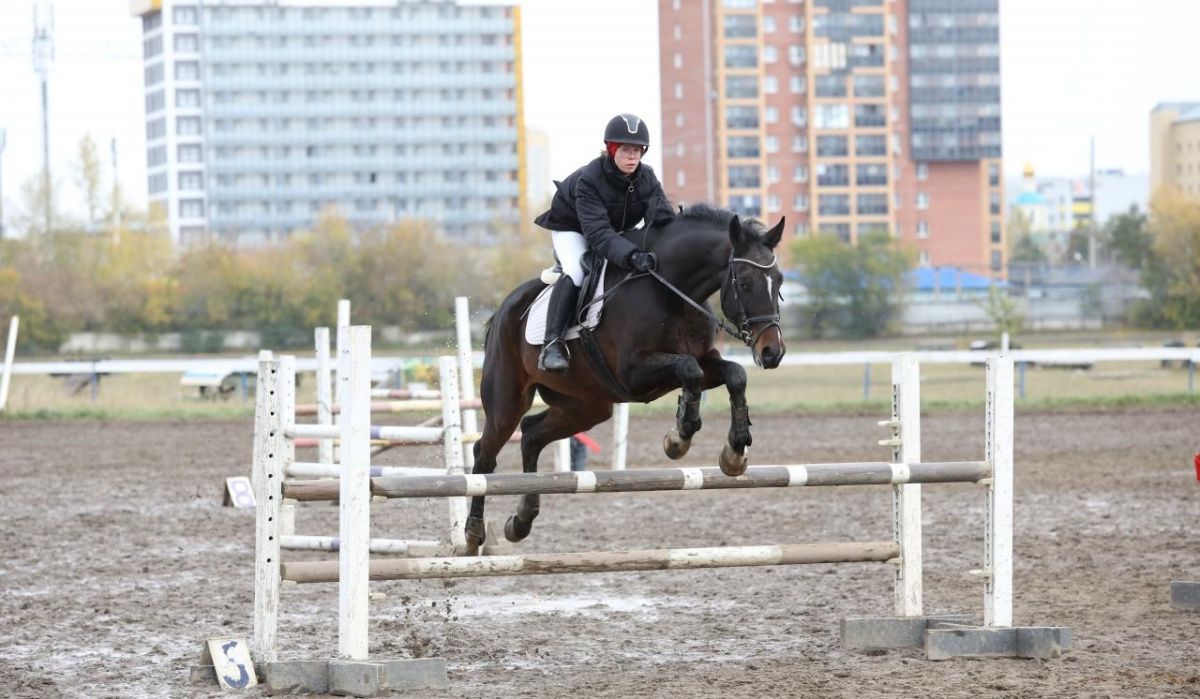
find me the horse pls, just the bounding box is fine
[463,204,787,556]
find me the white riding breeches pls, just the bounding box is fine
[551,230,587,286]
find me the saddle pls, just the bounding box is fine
[523,250,609,346]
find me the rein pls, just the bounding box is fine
[644,252,781,347]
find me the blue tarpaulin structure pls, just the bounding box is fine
[905,266,1003,292]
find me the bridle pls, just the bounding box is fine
[644,250,781,348]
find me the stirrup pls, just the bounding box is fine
[538,339,570,373]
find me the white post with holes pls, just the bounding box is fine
[252,358,283,663]
[337,326,372,659]
[985,357,1014,627]
[891,354,922,616]
[440,355,469,553]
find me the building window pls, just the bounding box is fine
[727,136,760,158]
[765,136,780,153]
[674,52,683,69]
[789,75,806,93]
[855,134,886,156]
[788,46,805,65]
[793,164,809,182]
[763,46,778,63]
[990,192,1001,215]
[991,250,1003,272]
[793,194,810,211]
[175,61,200,80]
[723,14,757,39]
[178,171,204,190]
[177,144,203,163]
[176,89,201,108]
[175,33,199,52]
[674,81,683,99]
[791,135,808,153]
[916,162,928,180]
[724,45,757,68]
[816,135,848,156]
[676,170,686,187]
[856,163,887,186]
[852,74,885,98]
[173,5,198,24]
[763,16,777,33]
[176,116,202,135]
[794,221,809,236]
[813,104,849,129]
[767,166,780,183]
[725,75,758,98]
[857,193,888,215]
[817,163,849,186]
[991,220,1002,243]
[818,194,851,216]
[179,199,205,218]
[727,165,761,188]
[916,220,929,239]
[768,194,781,212]
[725,105,759,129]
[789,15,805,33]
[763,76,778,94]
[765,107,779,123]
[916,192,929,209]
[919,249,931,266]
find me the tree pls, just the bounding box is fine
[791,231,914,339]
[1135,190,1200,328]
[73,135,104,227]
[1102,205,1151,270]
[1007,208,1047,265]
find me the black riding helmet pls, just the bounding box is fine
[604,113,650,150]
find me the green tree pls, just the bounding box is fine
[791,231,914,339]
[1102,205,1151,269]
[1135,190,1200,328]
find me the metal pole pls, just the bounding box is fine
[862,363,871,401]
[1018,361,1026,400]
[1088,137,1096,270]
[41,79,51,234]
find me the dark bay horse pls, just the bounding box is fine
[464,204,786,555]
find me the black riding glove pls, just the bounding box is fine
[629,251,659,274]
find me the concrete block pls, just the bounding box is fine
[841,615,975,649]
[925,626,1071,660]
[329,660,384,697]
[1171,581,1200,610]
[262,660,330,695]
[382,658,449,690]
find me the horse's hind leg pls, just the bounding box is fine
[505,394,612,543]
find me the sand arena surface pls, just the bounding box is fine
[1,407,1198,698]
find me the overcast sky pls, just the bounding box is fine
[0,0,1197,219]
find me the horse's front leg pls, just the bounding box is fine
[698,350,751,476]
[624,353,705,460]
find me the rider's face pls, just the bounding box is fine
[614,143,644,175]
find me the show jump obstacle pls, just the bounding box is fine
[248,326,1070,696]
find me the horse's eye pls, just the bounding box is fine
[739,280,752,291]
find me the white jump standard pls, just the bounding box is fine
[250,335,1069,696]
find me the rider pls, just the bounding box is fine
[532,113,676,373]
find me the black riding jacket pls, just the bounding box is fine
[533,156,675,269]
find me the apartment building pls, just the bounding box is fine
[130,0,524,246]
[658,0,1004,276]
[1150,102,1200,201]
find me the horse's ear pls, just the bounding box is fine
[764,217,785,250]
[728,215,743,246]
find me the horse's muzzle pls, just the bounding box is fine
[753,326,785,369]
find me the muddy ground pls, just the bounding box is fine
[1,405,1198,698]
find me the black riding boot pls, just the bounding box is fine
[538,278,580,373]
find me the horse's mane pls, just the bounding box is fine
[677,203,768,236]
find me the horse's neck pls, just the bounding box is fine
[654,231,729,302]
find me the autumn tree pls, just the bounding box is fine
[792,231,915,338]
[1136,190,1200,328]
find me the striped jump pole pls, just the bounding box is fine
[283,461,992,502]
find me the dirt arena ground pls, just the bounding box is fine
[1,405,1198,698]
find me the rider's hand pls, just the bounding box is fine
[629,251,658,274]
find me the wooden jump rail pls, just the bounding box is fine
[281,541,901,584]
[282,461,992,502]
[249,328,1070,695]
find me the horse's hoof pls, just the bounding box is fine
[719,443,748,476]
[663,428,692,460]
[464,516,486,556]
[504,515,533,543]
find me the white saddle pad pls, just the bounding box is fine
[524,260,609,346]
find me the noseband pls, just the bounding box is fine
[725,253,782,347]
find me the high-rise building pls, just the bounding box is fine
[658,0,1004,276]
[1150,102,1200,202]
[130,0,524,246]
